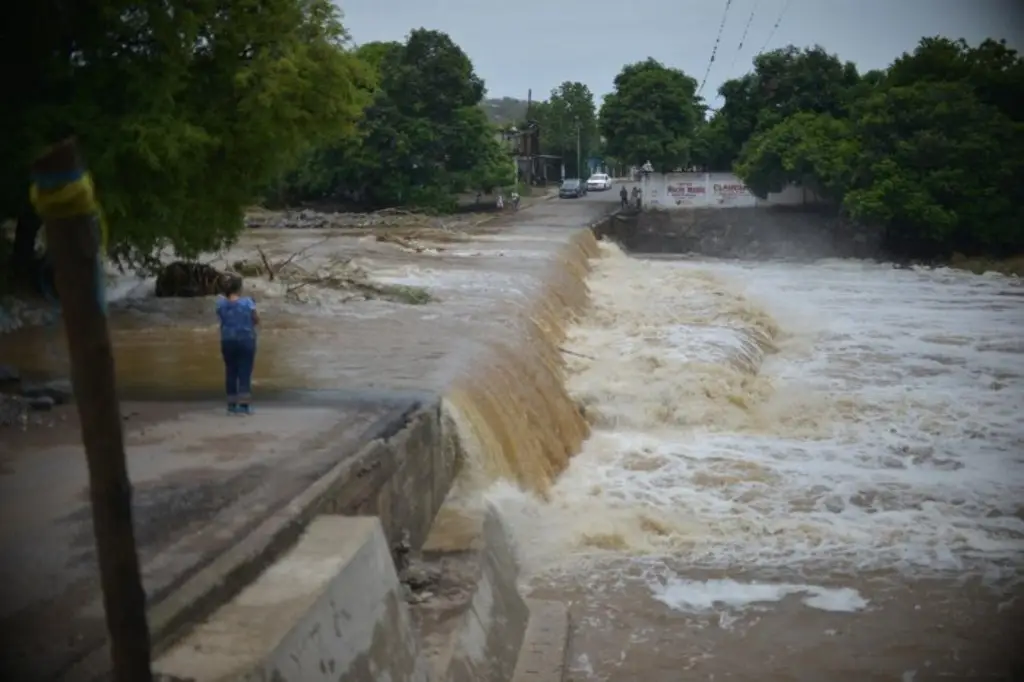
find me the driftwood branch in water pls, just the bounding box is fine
[559,346,595,360]
[256,245,275,281]
[276,236,329,270]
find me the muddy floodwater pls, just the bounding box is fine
[479,245,1024,681]
[0,205,605,397]
[3,199,1023,680]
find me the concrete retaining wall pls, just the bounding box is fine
[320,401,458,552]
[154,515,430,682]
[61,400,457,682]
[596,206,884,260]
[152,506,537,682]
[640,172,825,210]
[444,510,530,682]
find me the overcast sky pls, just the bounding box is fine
[336,0,1024,107]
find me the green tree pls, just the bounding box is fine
[886,37,1024,122]
[268,41,395,205]
[842,82,1024,256]
[692,46,860,172]
[542,81,598,177]
[471,131,517,193]
[599,59,700,171]
[733,112,856,201]
[1,0,371,276]
[344,28,496,208]
[735,69,1024,258]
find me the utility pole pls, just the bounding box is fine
[575,117,581,179]
[30,138,154,682]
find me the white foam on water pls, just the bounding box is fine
[374,267,527,294]
[490,242,1024,581]
[650,577,869,613]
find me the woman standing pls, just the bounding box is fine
[215,276,259,415]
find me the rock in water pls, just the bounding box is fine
[0,363,20,389]
[21,379,74,405]
[0,394,28,427]
[155,261,235,298]
[26,395,54,412]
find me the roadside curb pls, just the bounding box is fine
[511,599,572,682]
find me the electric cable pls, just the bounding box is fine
[696,0,735,97]
[756,0,793,55]
[728,0,760,72]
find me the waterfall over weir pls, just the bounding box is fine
[443,229,599,496]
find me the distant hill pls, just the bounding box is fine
[481,97,530,125]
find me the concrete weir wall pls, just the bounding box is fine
[598,206,883,260]
[153,504,532,682]
[133,211,615,682]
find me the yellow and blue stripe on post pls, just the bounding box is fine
[28,169,110,315]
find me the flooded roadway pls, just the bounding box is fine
[5,189,1021,680]
[0,195,613,680]
[487,244,1024,681]
[0,200,611,396]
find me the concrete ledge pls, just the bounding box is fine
[61,401,457,682]
[154,515,429,682]
[511,600,570,682]
[444,508,529,682]
[411,506,531,682]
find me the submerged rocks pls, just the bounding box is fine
[154,261,236,298]
[0,363,19,389]
[0,394,28,427]
[20,379,73,405]
[244,207,481,232]
[0,366,73,427]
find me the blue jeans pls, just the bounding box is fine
[221,337,256,402]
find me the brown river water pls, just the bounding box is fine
[3,198,1023,680]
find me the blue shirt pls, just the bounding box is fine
[216,296,257,341]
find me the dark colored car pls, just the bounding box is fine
[559,179,586,198]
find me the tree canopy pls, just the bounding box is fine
[696,38,1024,259]
[273,29,511,209]
[534,82,598,177]
[1,0,372,270]
[2,12,511,284]
[5,14,1022,277]
[599,59,702,171]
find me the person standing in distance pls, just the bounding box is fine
[216,276,259,415]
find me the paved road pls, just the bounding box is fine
[0,195,615,682]
[0,397,421,681]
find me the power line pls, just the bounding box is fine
[696,0,735,98]
[728,0,761,73]
[756,0,793,55]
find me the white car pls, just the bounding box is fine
[586,173,612,191]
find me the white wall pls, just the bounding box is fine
[639,172,821,210]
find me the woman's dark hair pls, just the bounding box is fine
[221,274,243,296]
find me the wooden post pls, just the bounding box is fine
[31,139,154,682]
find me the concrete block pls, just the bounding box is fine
[511,600,570,682]
[445,507,530,682]
[154,515,429,682]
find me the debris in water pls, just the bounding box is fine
[244,206,487,234]
[230,246,435,305]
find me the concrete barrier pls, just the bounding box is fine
[151,505,565,682]
[153,515,429,682]
[59,400,457,682]
[443,509,531,682]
